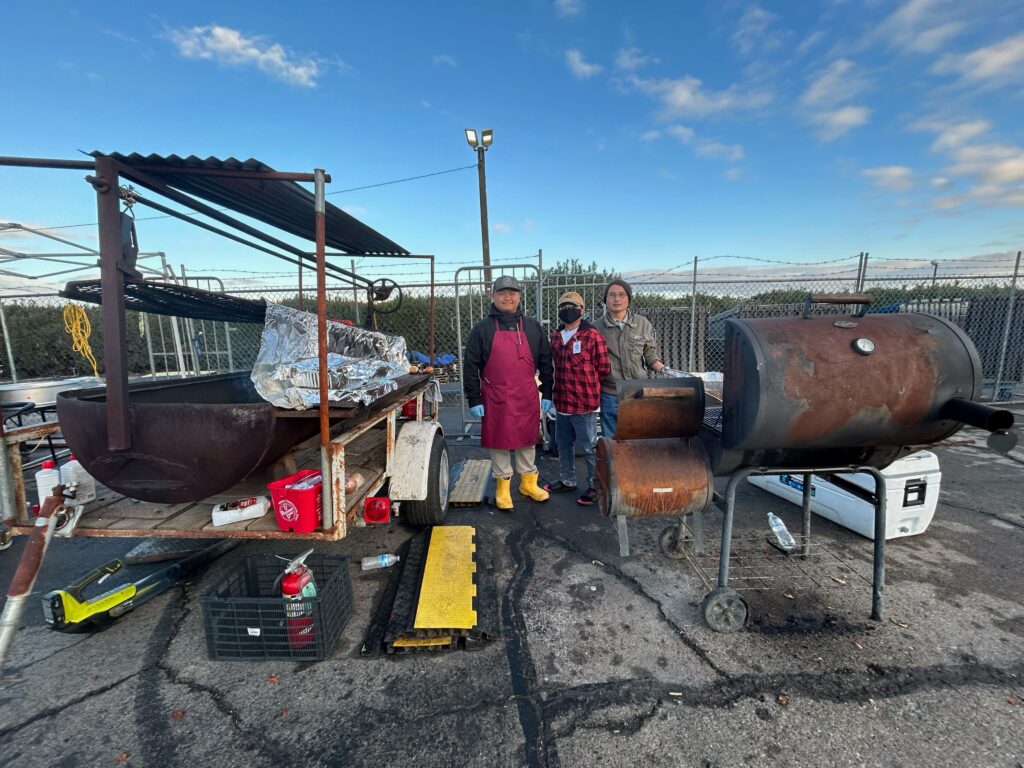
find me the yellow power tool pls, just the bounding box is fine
[41,540,235,632]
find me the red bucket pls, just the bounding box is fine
[268,469,323,533]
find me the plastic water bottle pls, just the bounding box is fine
[361,553,400,571]
[64,454,97,505]
[34,460,62,508]
[768,513,797,551]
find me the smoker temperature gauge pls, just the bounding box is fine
[852,337,875,355]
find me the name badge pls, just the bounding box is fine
[632,335,644,341]
[572,340,582,354]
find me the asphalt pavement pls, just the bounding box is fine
[0,408,1022,768]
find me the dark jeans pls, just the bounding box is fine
[555,412,597,490]
[599,392,618,439]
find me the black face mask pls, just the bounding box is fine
[558,307,582,324]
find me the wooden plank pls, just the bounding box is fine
[108,517,165,531]
[155,504,211,531]
[87,498,193,520]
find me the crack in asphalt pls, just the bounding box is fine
[0,668,147,740]
[552,699,663,740]
[939,499,1024,530]
[501,523,559,768]
[542,659,1024,739]
[5,632,92,672]
[526,508,728,678]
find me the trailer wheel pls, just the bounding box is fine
[402,432,449,526]
[701,587,748,633]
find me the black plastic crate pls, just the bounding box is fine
[201,554,352,661]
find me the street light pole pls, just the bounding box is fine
[466,128,494,287]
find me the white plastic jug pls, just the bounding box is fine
[65,454,97,505]
[34,460,62,508]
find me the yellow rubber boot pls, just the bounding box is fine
[518,472,550,502]
[495,478,514,511]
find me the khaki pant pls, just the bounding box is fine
[490,446,537,480]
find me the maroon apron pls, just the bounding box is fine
[481,318,540,450]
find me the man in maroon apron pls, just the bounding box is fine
[463,275,554,511]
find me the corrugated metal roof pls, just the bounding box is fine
[92,152,409,256]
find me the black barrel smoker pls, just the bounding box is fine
[595,294,1016,631]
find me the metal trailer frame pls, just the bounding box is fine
[0,153,445,679]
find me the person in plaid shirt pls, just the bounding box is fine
[545,290,611,506]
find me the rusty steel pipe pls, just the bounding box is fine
[0,488,64,682]
[314,169,334,527]
[613,377,705,441]
[939,398,1014,433]
[595,437,713,519]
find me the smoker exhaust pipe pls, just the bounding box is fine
[940,398,1017,454]
[939,398,1014,433]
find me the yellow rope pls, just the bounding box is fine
[63,304,100,378]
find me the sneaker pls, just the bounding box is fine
[544,480,578,493]
[577,488,598,506]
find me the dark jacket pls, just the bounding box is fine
[463,304,553,408]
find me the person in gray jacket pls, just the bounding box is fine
[596,278,664,437]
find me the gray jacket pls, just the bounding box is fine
[596,311,662,394]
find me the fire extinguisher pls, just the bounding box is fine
[280,548,317,650]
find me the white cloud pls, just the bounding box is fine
[99,28,139,44]
[724,168,744,180]
[566,49,602,78]
[640,129,662,141]
[555,0,583,17]
[432,54,457,69]
[167,25,320,87]
[810,106,871,141]
[926,119,990,151]
[914,118,1024,208]
[523,218,536,233]
[666,125,695,142]
[493,223,512,233]
[800,59,869,107]
[732,6,782,56]
[420,99,431,108]
[625,74,772,118]
[796,30,825,57]
[862,165,916,191]
[875,0,965,54]
[615,47,654,72]
[932,32,1024,87]
[696,140,744,162]
[655,124,744,163]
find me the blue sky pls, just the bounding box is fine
[1,0,1023,289]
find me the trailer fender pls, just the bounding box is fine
[390,421,445,501]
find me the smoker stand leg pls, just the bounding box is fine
[616,514,629,557]
[718,470,752,589]
[801,472,813,559]
[867,468,887,621]
[691,507,705,557]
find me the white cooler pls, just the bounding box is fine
[747,451,941,540]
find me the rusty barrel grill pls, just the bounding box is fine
[596,294,1016,631]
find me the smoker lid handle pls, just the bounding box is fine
[802,293,873,318]
[636,386,697,399]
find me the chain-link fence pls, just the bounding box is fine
[1,253,1021,406]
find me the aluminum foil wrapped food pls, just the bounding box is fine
[252,301,410,409]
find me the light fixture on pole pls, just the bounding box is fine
[465,128,494,287]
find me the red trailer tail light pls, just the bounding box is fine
[363,497,391,524]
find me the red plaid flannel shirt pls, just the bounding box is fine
[550,323,611,414]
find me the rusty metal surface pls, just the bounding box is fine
[94,155,131,451]
[614,377,705,441]
[594,437,712,518]
[57,373,321,504]
[722,313,981,453]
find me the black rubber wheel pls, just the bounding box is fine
[659,524,691,560]
[701,587,748,633]
[402,432,449,526]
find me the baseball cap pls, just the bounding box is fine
[492,275,521,292]
[557,290,585,307]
